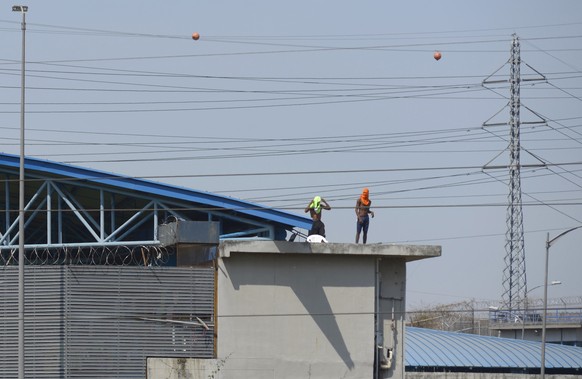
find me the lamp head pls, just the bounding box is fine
[12,5,28,12]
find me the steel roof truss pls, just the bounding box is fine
[2,174,284,250]
[220,226,273,239]
[51,182,101,242]
[1,181,48,246]
[104,200,154,243]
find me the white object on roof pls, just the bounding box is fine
[306,235,328,243]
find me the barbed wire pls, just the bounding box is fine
[2,244,173,266]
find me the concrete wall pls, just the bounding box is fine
[407,373,580,379]
[378,258,407,379]
[147,358,219,379]
[497,325,582,346]
[216,252,380,379]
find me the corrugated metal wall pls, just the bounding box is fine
[0,265,215,379]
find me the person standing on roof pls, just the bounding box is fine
[305,196,331,237]
[355,188,374,244]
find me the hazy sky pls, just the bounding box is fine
[2,1,581,310]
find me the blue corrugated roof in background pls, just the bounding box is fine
[406,326,582,369]
[0,153,312,231]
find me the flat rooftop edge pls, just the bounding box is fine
[219,240,441,262]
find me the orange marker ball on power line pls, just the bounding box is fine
[434,51,442,61]
[192,32,200,41]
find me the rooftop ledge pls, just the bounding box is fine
[219,240,441,262]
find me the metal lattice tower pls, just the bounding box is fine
[502,34,527,314]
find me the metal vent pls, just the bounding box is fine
[0,265,214,378]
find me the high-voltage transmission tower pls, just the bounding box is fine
[482,34,545,316]
[503,34,527,314]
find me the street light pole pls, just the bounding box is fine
[12,5,28,379]
[541,225,582,379]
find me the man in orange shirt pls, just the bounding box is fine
[355,188,374,244]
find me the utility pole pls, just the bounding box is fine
[12,5,28,379]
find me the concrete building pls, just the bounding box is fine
[147,238,441,379]
[489,302,582,347]
[1,153,440,379]
[212,240,440,379]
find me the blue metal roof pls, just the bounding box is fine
[406,327,582,370]
[0,153,312,231]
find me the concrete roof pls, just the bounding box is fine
[219,240,441,262]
